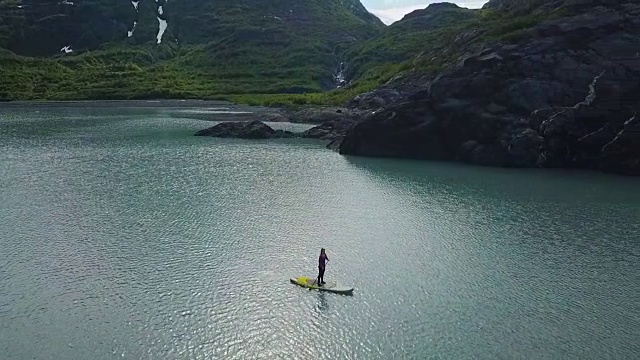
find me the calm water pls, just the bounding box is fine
[0,104,638,359]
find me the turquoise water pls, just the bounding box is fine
[0,104,638,359]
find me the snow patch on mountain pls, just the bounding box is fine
[128,21,137,37]
[157,17,167,44]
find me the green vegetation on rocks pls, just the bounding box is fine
[0,0,623,107]
[0,0,383,102]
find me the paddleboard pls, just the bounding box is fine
[290,276,353,295]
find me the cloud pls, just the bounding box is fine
[368,1,488,25]
[369,5,431,24]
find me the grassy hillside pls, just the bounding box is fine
[0,1,572,105]
[299,2,571,106]
[234,3,571,107]
[0,0,383,102]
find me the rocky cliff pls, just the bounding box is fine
[333,0,640,175]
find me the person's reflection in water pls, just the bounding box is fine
[316,291,328,312]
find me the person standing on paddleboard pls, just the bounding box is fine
[317,248,329,285]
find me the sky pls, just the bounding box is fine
[361,0,489,24]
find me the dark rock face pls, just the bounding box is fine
[600,115,640,175]
[289,107,352,124]
[347,88,402,111]
[291,88,402,142]
[299,107,373,141]
[338,1,640,175]
[295,89,404,143]
[339,100,448,159]
[508,128,544,167]
[194,120,295,139]
[302,118,358,141]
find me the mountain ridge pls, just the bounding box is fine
[0,0,384,100]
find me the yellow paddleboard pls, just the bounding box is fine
[290,276,353,295]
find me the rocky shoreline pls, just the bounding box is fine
[193,0,640,176]
[194,106,369,140]
[198,0,640,176]
[330,0,640,176]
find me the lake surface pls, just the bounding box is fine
[1,103,638,359]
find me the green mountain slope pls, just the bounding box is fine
[0,0,383,101]
[331,2,575,101]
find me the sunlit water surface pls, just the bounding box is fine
[0,105,638,359]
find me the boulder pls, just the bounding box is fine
[194,120,295,139]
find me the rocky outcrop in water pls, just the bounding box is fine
[335,0,640,175]
[291,88,406,132]
[195,120,295,139]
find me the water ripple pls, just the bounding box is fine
[0,108,638,359]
